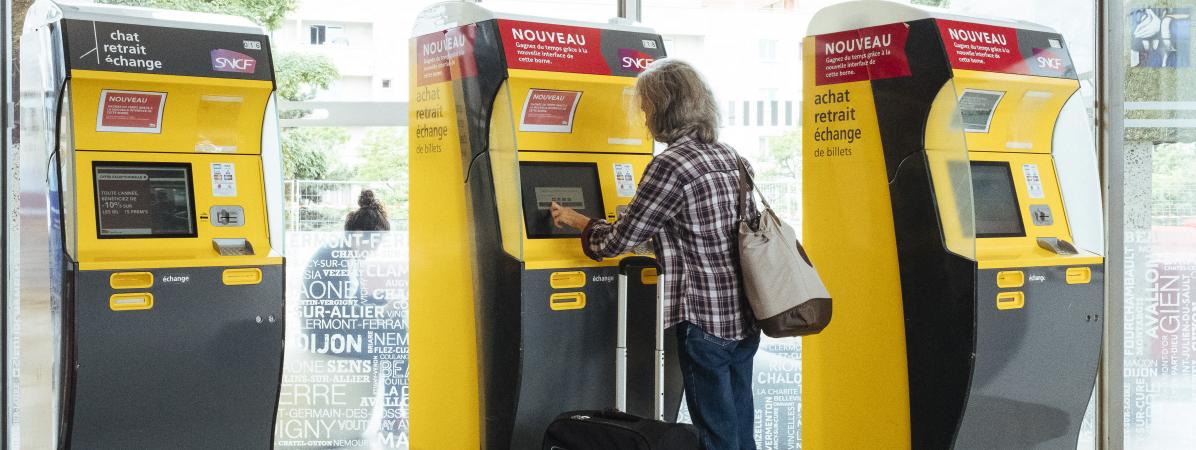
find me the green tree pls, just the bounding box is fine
[280,127,349,180]
[355,128,408,181]
[274,52,340,179]
[275,53,339,103]
[765,127,802,179]
[99,0,296,30]
[351,128,408,211]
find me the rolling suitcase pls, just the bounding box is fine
[542,257,699,450]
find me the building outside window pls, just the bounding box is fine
[308,24,346,46]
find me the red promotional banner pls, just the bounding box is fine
[814,23,911,86]
[97,90,166,133]
[497,20,609,75]
[937,19,1026,74]
[520,89,582,133]
[414,24,478,86]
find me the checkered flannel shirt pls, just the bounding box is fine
[581,134,759,341]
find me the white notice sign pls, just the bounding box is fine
[211,163,237,197]
[614,163,636,197]
[1022,163,1044,199]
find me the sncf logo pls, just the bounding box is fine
[618,48,655,72]
[1033,48,1066,73]
[211,49,257,74]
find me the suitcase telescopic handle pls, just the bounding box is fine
[615,256,666,421]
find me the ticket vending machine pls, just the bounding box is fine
[409,4,679,449]
[20,2,285,448]
[802,2,1104,449]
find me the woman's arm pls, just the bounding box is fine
[552,157,685,261]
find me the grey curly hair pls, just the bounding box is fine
[635,59,720,144]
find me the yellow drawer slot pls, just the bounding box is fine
[549,292,587,311]
[110,272,154,290]
[1066,267,1092,285]
[996,271,1024,289]
[110,293,154,311]
[996,292,1025,310]
[223,268,263,286]
[549,271,586,289]
[641,267,658,285]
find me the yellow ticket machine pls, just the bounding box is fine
[802,2,1104,449]
[409,4,679,448]
[20,2,285,448]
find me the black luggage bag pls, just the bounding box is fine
[543,409,698,450]
[543,257,699,450]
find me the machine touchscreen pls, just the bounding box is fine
[94,162,197,238]
[971,161,1026,238]
[520,162,606,238]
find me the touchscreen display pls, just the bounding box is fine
[520,162,606,238]
[94,162,197,238]
[971,161,1026,238]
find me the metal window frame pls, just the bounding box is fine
[618,0,642,22]
[2,0,10,447]
[1099,0,1125,449]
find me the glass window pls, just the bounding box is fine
[760,39,780,62]
[309,24,347,46]
[1118,6,1196,449]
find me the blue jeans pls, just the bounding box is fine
[676,321,760,450]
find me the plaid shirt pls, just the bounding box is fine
[581,135,758,341]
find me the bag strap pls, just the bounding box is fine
[734,155,772,223]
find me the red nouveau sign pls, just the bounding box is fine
[414,24,478,86]
[97,90,166,133]
[937,19,1027,74]
[497,20,609,75]
[813,23,911,86]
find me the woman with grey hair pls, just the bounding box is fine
[552,59,760,450]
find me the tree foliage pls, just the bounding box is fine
[764,127,802,179]
[98,0,296,30]
[280,128,348,180]
[354,128,408,182]
[275,52,340,102]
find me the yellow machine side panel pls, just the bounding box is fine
[73,150,279,270]
[801,37,911,449]
[924,81,976,260]
[951,70,1077,154]
[70,70,272,155]
[507,69,653,155]
[518,150,653,270]
[489,83,526,259]
[407,53,479,449]
[970,152,1103,269]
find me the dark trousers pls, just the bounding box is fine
[676,321,760,450]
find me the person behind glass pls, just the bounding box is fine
[551,59,761,450]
